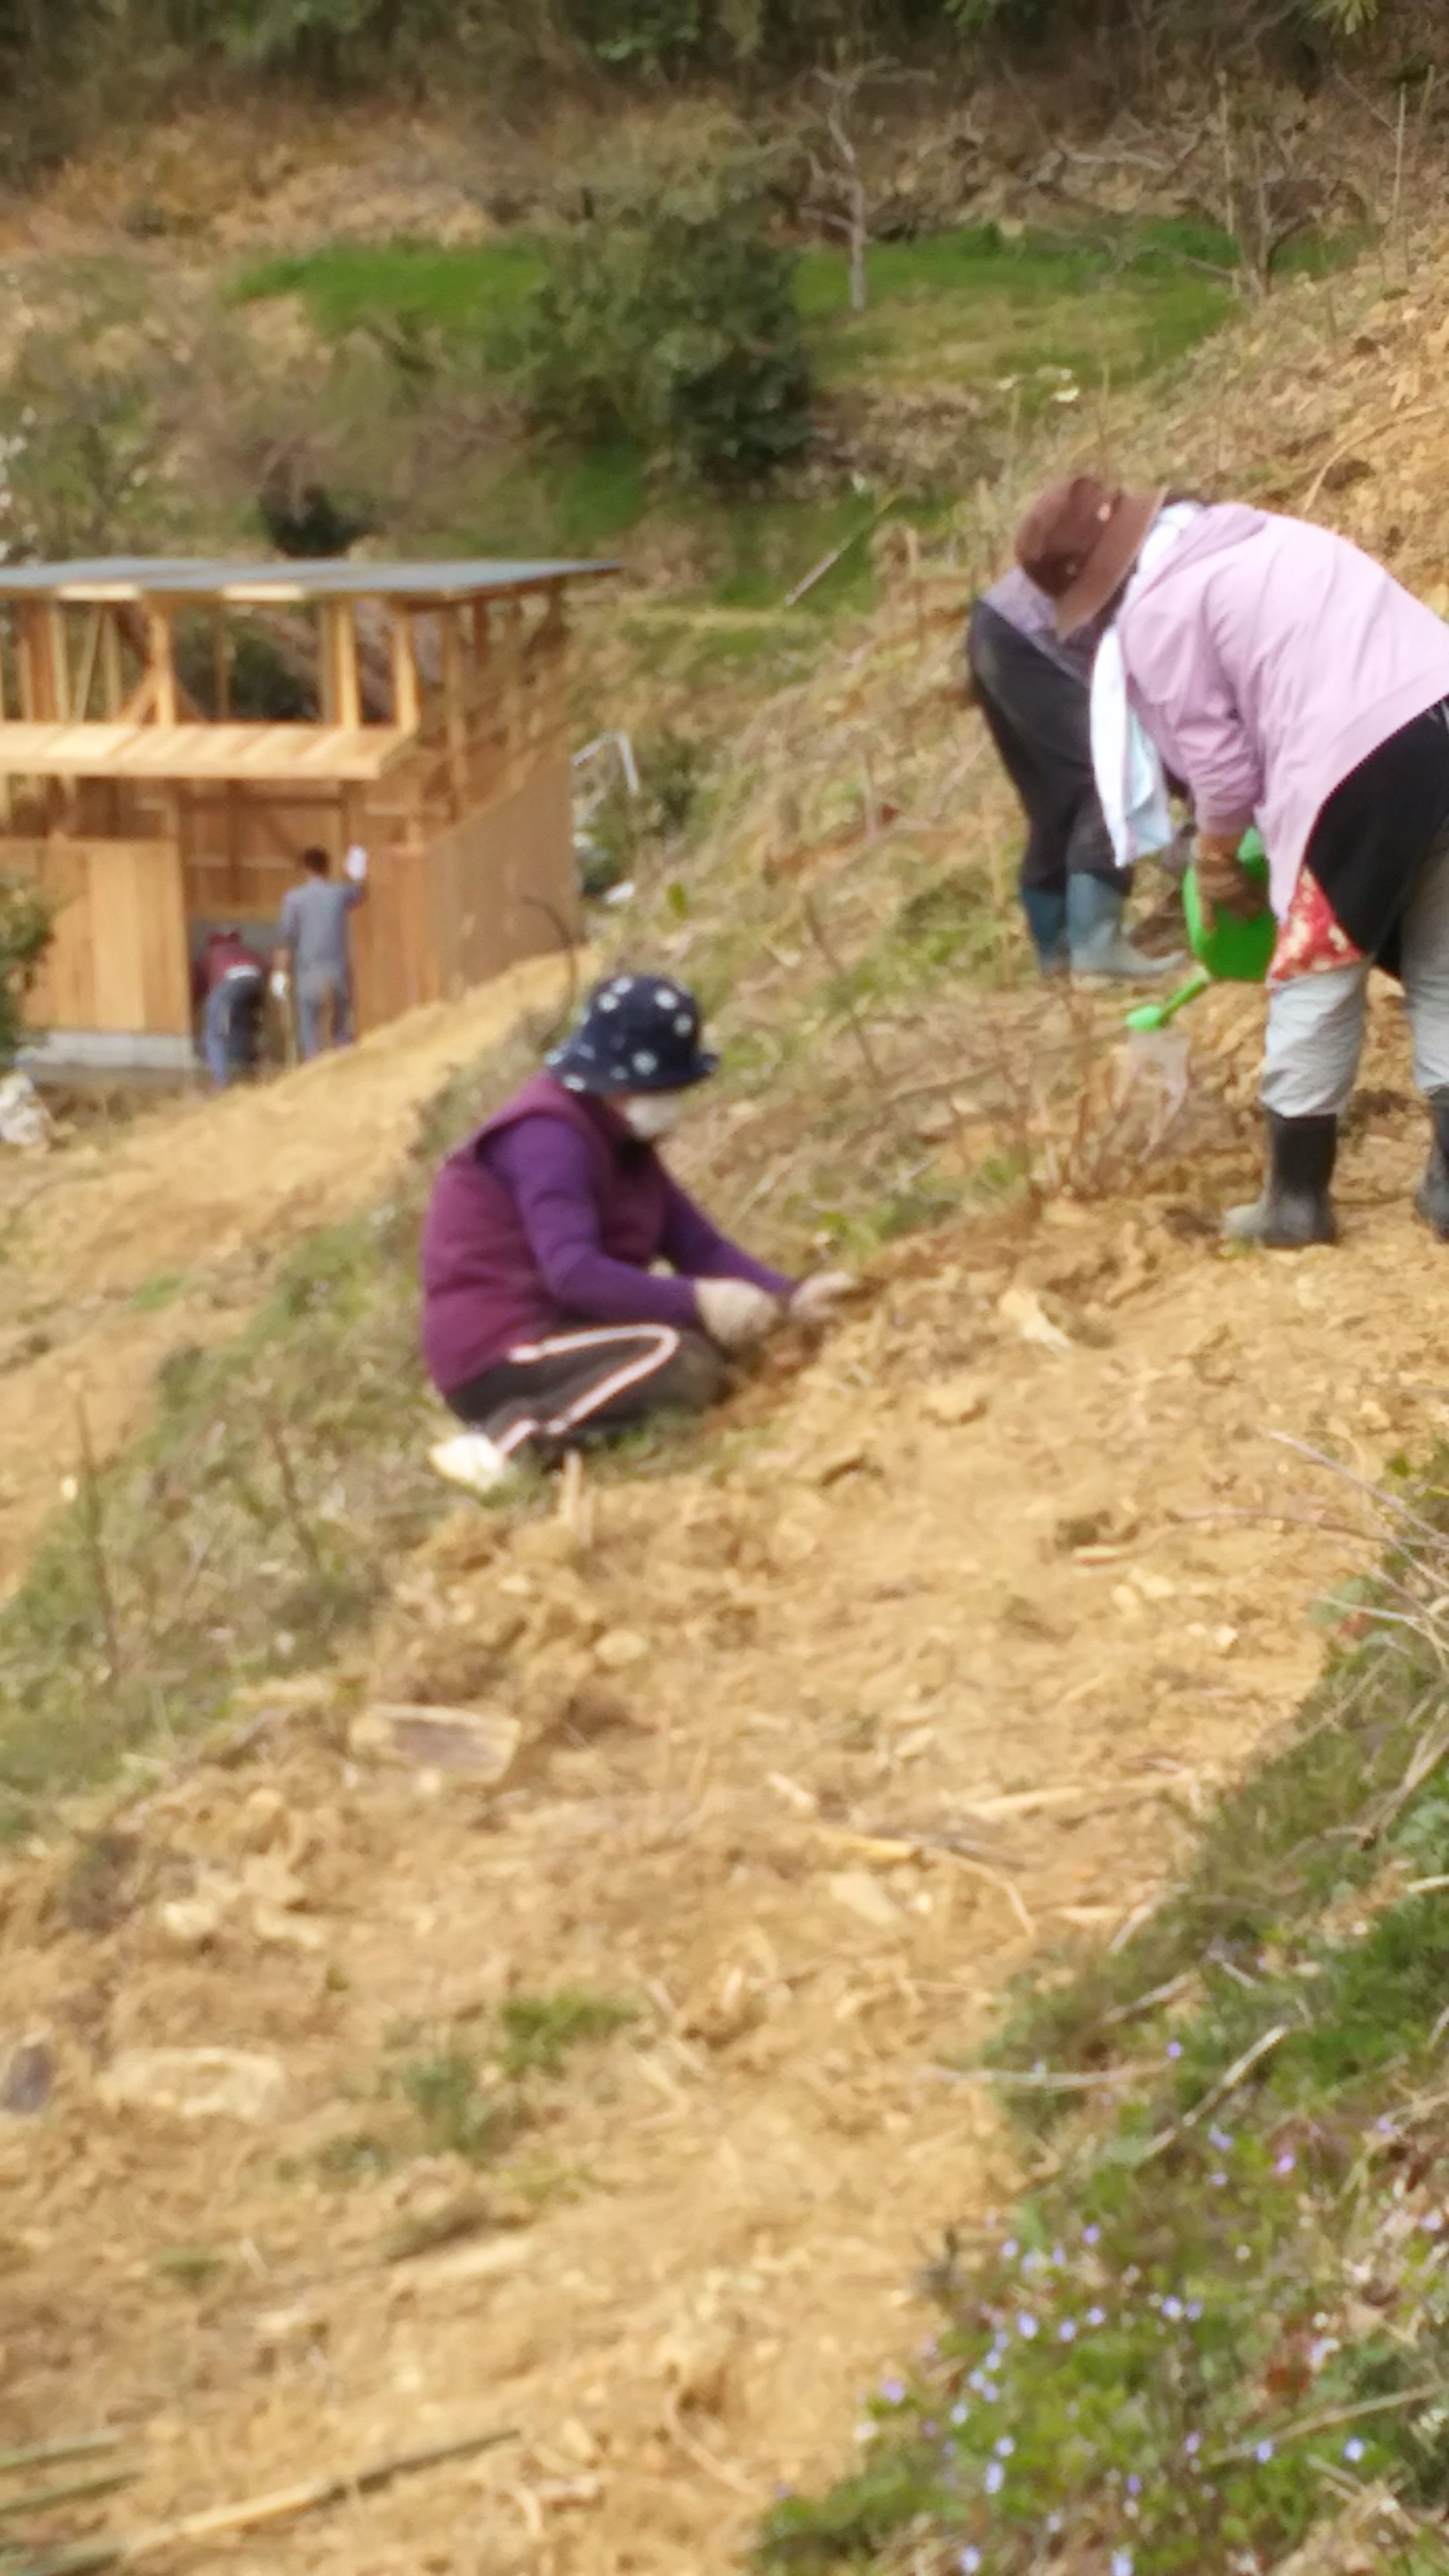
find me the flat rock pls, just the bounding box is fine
[97,2047,289,2123]
[350,1702,521,1784]
[0,2033,54,2115]
[923,1373,989,1428]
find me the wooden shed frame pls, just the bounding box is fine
[0,555,617,1075]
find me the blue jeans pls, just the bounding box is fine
[296,970,354,1059]
[203,975,262,1087]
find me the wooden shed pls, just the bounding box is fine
[0,555,617,1076]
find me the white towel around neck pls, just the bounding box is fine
[1090,500,1203,869]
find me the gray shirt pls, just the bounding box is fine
[278,877,364,981]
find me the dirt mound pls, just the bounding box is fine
[0,955,572,1596]
[5,981,1447,2573]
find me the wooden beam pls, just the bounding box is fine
[213,612,231,720]
[46,605,70,722]
[73,609,103,724]
[324,598,362,731]
[146,606,177,724]
[101,609,124,718]
[390,609,419,733]
[441,608,468,811]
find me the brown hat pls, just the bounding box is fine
[1014,474,1167,638]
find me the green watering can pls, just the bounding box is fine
[1124,827,1275,1034]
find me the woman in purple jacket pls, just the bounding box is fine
[1014,474,1449,1248]
[421,973,849,1495]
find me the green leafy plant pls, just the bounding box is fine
[523,156,814,488]
[0,875,52,1070]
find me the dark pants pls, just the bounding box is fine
[967,600,1120,898]
[445,1324,728,1464]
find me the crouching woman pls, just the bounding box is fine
[420,973,847,1494]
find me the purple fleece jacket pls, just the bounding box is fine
[420,1073,792,1394]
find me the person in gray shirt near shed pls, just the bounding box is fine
[276,844,368,1058]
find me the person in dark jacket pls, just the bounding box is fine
[967,564,1169,981]
[421,973,851,1494]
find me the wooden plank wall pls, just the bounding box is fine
[0,836,191,1034]
[425,759,580,999]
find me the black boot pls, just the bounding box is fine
[1415,1088,1449,1240]
[1224,1112,1338,1248]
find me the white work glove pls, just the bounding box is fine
[269,967,290,1001]
[790,1270,855,1326]
[694,1277,783,1353]
[343,844,368,884]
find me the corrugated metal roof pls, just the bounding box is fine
[0,557,621,604]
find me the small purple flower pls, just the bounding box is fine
[1052,2245,1067,2267]
[1162,2296,1185,2323]
[1002,2237,1019,2259]
[1126,2474,1142,2496]
[1274,2151,1297,2177]
[1022,2249,1042,2277]
[968,2371,986,2396]
[1083,2224,1102,2247]
[879,2378,906,2406]
[922,2422,938,2440]
[960,2552,983,2575]
[995,2435,1016,2459]
[1059,2319,1077,2343]
[1210,2170,1228,2188]
[1018,2313,1040,2340]
[983,2459,1006,2496]
[1184,2432,1202,2458]
[1167,2038,1183,2059]
[1344,2437,1366,2465]
[1255,2440,1275,2465]
[1209,2125,1234,2151]
[951,2402,969,2428]
[1421,2210,1445,2235]
[1086,2306,1107,2328]
[1112,2553,1134,2576]
[1186,2300,1203,2322]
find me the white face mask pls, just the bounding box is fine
[620,1094,684,1142]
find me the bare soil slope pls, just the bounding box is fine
[3,985,1444,2575]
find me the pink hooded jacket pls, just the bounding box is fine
[1118,504,1449,916]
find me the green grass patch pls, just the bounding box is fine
[498,1987,638,2079]
[233,237,545,354]
[758,1464,1449,2573]
[150,2245,228,2293]
[317,1993,640,2188]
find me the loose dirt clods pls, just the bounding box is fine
[5,981,1449,2571]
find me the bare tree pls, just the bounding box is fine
[806,62,888,315]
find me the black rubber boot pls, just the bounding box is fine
[1415,1089,1449,1240]
[1224,1112,1338,1248]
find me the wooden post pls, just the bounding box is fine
[390,608,419,733]
[101,609,123,718]
[146,606,177,724]
[213,612,231,720]
[472,598,491,672]
[73,609,102,723]
[324,599,361,731]
[441,606,468,812]
[15,604,40,720]
[46,605,70,722]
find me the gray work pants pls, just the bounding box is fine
[1260,834,1449,1118]
[296,967,354,1059]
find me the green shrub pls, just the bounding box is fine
[0,876,52,1069]
[523,158,814,489]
